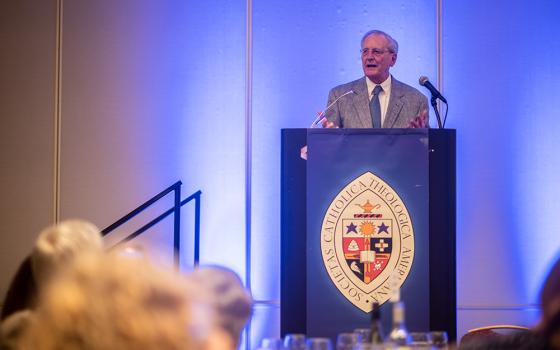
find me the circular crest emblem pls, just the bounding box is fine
[320,171,414,312]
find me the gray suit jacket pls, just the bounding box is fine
[325,76,429,128]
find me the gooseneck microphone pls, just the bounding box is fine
[310,90,355,128]
[419,76,447,129]
[419,76,447,103]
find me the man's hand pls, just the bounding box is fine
[409,109,428,128]
[321,118,338,128]
[300,145,307,160]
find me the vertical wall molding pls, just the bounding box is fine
[436,0,443,97]
[245,0,253,291]
[53,0,63,223]
[245,0,253,349]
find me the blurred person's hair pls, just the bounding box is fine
[19,252,225,350]
[31,219,103,287]
[0,310,33,350]
[539,255,560,348]
[186,266,253,347]
[0,257,37,321]
[1,220,103,321]
[540,256,560,321]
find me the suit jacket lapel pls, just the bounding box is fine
[351,77,372,128]
[384,76,405,128]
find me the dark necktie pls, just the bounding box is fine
[369,85,383,128]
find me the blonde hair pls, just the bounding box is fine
[186,266,253,346]
[0,310,33,349]
[31,220,103,286]
[20,253,209,350]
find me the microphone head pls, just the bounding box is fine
[419,76,429,86]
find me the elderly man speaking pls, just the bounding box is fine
[323,30,428,129]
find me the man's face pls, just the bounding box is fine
[361,34,397,84]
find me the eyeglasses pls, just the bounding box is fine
[361,48,392,57]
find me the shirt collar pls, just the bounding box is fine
[366,75,392,96]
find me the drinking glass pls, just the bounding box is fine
[260,337,284,350]
[284,333,307,350]
[307,337,333,350]
[429,331,448,349]
[353,328,371,343]
[410,332,433,349]
[336,332,360,350]
[352,344,383,350]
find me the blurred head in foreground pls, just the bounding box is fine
[31,219,103,288]
[0,310,33,349]
[186,266,253,347]
[1,219,103,328]
[19,252,231,350]
[539,255,560,348]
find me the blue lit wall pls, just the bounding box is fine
[444,0,560,334]
[174,1,248,275]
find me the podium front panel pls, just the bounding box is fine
[280,128,456,341]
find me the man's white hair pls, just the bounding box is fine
[361,29,399,54]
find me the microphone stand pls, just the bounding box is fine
[431,96,443,129]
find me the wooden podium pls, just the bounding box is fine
[280,128,456,341]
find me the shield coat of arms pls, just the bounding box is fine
[320,171,415,312]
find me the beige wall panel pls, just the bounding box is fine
[0,1,57,305]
